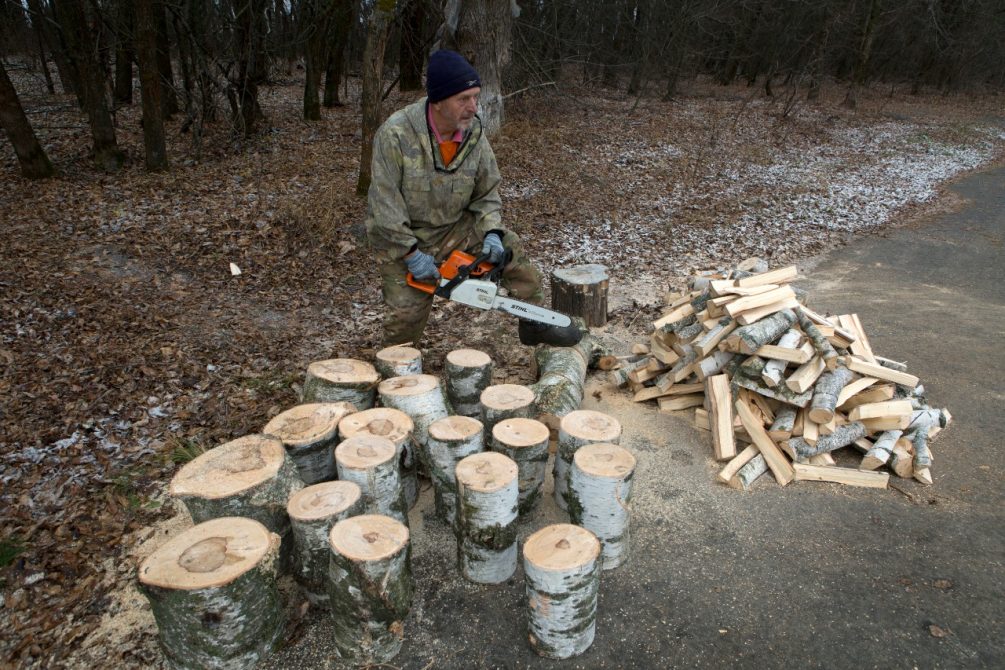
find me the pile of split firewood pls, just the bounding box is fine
[606,259,951,490]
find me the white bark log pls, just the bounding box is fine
[374,345,423,378]
[262,402,356,484]
[568,444,636,569]
[454,452,519,584]
[531,330,601,428]
[426,415,485,524]
[761,329,800,387]
[860,429,902,470]
[302,359,379,409]
[378,374,451,465]
[730,453,768,490]
[808,365,855,424]
[554,410,622,511]
[338,407,419,509]
[789,422,868,459]
[480,383,536,437]
[444,349,494,418]
[490,417,551,515]
[335,436,408,525]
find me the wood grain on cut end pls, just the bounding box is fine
[378,374,440,396]
[335,435,397,470]
[560,410,622,442]
[573,443,636,479]
[429,415,482,442]
[169,434,285,499]
[338,407,414,444]
[492,418,550,448]
[524,524,600,571]
[287,481,363,521]
[263,402,356,446]
[329,514,409,562]
[455,452,518,493]
[480,384,535,409]
[446,348,492,368]
[307,359,379,384]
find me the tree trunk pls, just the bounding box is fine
[154,1,178,117]
[338,407,420,509]
[398,0,426,91]
[531,328,602,428]
[479,383,536,438]
[0,61,55,179]
[568,443,636,569]
[262,402,357,484]
[550,265,609,327]
[335,436,409,524]
[138,517,285,669]
[234,0,269,137]
[302,0,326,120]
[32,13,56,95]
[356,0,396,195]
[444,349,494,417]
[113,0,134,105]
[135,0,168,171]
[301,358,380,409]
[554,410,622,511]
[27,0,80,98]
[323,0,352,107]
[426,415,485,523]
[843,0,882,109]
[454,451,519,584]
[489,417,550,515]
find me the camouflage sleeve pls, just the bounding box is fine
[468,139,504,239]
[365,126,418,261]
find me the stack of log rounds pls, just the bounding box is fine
[568,443,636,570]
[554,410,623,511]
[302,359,379,409]
[523,523,602,659]
[444,349,494,417]
[262,402,356,484]
[138,517,284,670]
[286,481,364,607]
[550,264,609,327]
[168,434,303,566]
[337,407,419,509]
[334,436,408,525]
[426,416,485,524]
[454,452,519,584]
[490,418,551,515]
[374,345,423,378]
[480,383,536,438]
[327,515,413,664]
[377,374,451,458]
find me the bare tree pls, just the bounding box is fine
[135,0,168,170]
[356,0,397,196]
[0,60,55,179]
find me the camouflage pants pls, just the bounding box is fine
[379,230,544,346]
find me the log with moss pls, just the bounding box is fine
[262,402,356,484]
[444,349,494,417]
[523,524,602,659]
[454,451,519,584]
[568,443,636,569]
[374,345,422,378]
[327,515,413,664]
[338,407,419,509]
[287,481,364,607]
[490,417,551,515]
[426,415,485,523]
[530,327,601,429]
[302,359,380,409]
[138,517,284,670]
[334,436,408,525]
[554,410,622,511]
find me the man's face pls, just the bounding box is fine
[433,87,481,133]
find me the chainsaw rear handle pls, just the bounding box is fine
[405,248,511,296]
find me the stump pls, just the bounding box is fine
[169,434,303,567]
[454,451,519,584]
[490,417,551,515]
[302,359,380,409]
[262,402,356,484]
[554,410,622,511]
[335,436,408,525]
[480,383,536,438]
[377,374,451,460]
[445,349,494,418]
[374,345,423,378]
[551,264,609,327]
[138,517,284,670]
[426,415,485,524]
[568,443,636,569]
[523,523,602,659]
[337,407,419,509]
[327,515,413,664]
[287,481,364,607]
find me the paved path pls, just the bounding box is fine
[265,165,1005,669]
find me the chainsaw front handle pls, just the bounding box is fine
[405,248,511,296]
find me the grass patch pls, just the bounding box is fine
[166,436,209,465]
[1,536,26,568]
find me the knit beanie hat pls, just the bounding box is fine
[426,50,481,103]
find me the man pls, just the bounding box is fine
[365,49,581,347]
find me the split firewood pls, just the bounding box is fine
[733,374,813,408]
[693,319,737,357]
[717,444,759,485]
[839,383,895,411]
[789,422,869,459]
[696,350,738,381]
[768,406,797,441]
[730,454,768,490]
[658,393,705,412]
[838,314,877,364]
[632,381,703,403]
[793,463,889,489]
[733,265,797,288]
[848,399,914,421]
[705,375,735,461]
[734,399,794,486]
[807,365,856,424]
[842,356,920,388]
[860,430,903,471]
[761,329,801,387]
[721,309,797,354]
[795,309,839,370]
[836,376,878,406]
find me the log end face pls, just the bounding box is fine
[329,514,409,562]
[480,384,535,410]
[169,434,286,500]
[429,415,484,442]
[523,524,601,571]
[263,402,356,446]
[338,407,414,444]
[573,443,636,479]
[455,452,518,492]
[492,418,550,448]
[446,348,492,368]
[307,358,379,384]
[560,410,622,442]
[287,481,363,521]
[378,374,440,396]
[335,435,397,470]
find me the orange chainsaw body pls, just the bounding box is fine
[405,250,495,294]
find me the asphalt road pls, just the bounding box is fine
[264,165,1005,670]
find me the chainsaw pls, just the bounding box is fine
[405,249,573,328]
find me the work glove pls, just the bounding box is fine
[481,232,506,265]
[405,249,440,281]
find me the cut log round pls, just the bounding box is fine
[302,359,380,409]
[444,348,494,418]
[860,429,903,471]
[523,523,602,659]
[287,481,364,607]
[262,402,356,484]
[426,415,485,524]
[568,443,636,569]
[334,436,408,525]
[374,345,422,378]
[808,365,855,424]
[138,517,284,670]
[169,434,303,568]
[490,417,551,515]
[327,515,413,664]
[337,407,419,509]
[531,331,600,430]
[550,264,609,327]
[480,383,536,438]
[554,410,622,511]
[454,451,519,584]
[377,374,451,462]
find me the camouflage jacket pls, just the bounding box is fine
[365,98,504,262]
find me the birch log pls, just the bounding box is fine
[302,359,380,409]
[768,406,797,441]
[555,410,622,511]
[807,365,855,424]
[721,309,797,354]
[730,453,768,490]
[550,264,609,327]
[761,329,800,387]
[531,329,600,430]
[327,515,413,664]
[287,481,364,607]
[444,349,494,418]
[138,517,284,670]
[262,402,356,484]
[568,443,636,569]
[490,417,551,515]
[523,524,602,659]
[454,451,519,584]
[335,436,408,525]
[426,415,485,524]
[338,408,419,509]
[374,345,422,378]
[168,434,303,569]
[860,430,902,470]
[789,422,868,459]
[796,308,839,369]
[378,374,451,464]
[480,384,536,437]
